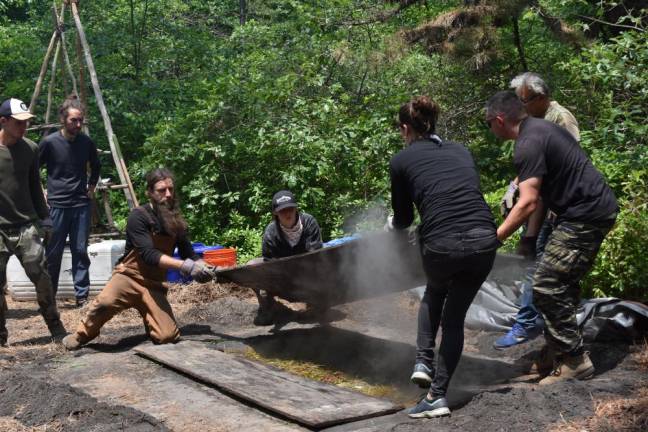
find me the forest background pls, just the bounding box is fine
[1,0,646,301]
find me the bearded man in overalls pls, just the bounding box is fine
[62,168,215,350]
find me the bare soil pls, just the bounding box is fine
[1,282,646,432]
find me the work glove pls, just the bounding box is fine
[500,181,519,218]
[516,236,537,260]
[180,259,217,283]
[383,215,395,232]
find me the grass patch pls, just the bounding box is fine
[244,349,409,402]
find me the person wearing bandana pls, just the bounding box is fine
[251,190,322,325]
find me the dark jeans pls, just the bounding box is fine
[416,228,497,397]
[46,204,92,299]
[515,219,554,330]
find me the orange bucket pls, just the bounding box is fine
[204,248,237,268]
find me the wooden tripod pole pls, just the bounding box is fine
[69,0,138,209]
[30,30,59,112]
[53,1,78,96]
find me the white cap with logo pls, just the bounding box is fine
[0,98,35,121]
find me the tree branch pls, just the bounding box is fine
[576,14,645,33]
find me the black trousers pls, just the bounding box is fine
[416,228,497,397]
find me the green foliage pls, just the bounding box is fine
[2,0,645,299]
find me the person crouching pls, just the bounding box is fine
[62,168,214,350]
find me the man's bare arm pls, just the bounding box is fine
[497,177,542,242]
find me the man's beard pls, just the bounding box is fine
[152,197,188,237]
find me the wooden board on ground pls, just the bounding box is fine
[135,341,402,429]
[216,231,425,306]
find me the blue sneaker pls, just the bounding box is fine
[407,396,451,418]
[494,323,538,349]
[410,363,433,388]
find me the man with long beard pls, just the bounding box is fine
[62,168,215,350]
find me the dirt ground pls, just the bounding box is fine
[1,282,646,432]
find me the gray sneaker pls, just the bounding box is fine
[410,363,433,388]
[407,396,451,418]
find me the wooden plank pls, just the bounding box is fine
[216,231,425,307]
[135,341,402,429]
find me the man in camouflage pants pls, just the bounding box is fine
[0,98,66,346]
[486,91,618,384]
[494,72,582,349]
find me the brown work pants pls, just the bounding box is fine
[74,270,180,345]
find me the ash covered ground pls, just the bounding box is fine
[0,281,646,432]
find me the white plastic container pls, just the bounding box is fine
[7,240,126,301]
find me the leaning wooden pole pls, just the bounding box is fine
[45,38,62,126]
[69,0,138,209]
[30,30,59,112]
[54,1,78,96]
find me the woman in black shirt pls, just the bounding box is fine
[389,96,498,418]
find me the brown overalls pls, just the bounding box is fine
[74,208,180,345]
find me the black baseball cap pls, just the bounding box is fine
[0,98,34,121]
[272,190,298,214]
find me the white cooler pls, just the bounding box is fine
[7,240,126,301]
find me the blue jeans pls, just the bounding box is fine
[46,204,91,299]
[515,219,553,330]
[416,228,498,397]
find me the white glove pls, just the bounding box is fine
[383,215,395,232]
[500,181,519,217]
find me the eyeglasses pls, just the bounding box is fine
[519,94,540,105]
[484,117,495,129]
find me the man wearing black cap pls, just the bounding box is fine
[0,98,67,346]
[252,190,322,325]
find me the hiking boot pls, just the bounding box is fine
[48,320,68,341]
[407,396,450,418]
[62,334,83,351]
[410,363,434,388]
[493,323,539,350]
[538,352,595,385]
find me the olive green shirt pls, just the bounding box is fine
[0,137,49,228]
[544,101,580,141]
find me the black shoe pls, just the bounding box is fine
[48,320,68,341]
[253,307,275,326]
[76,297,88,308]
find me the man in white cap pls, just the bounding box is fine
[0,98,67,346]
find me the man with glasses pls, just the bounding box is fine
[39,95,101,307]
[0,98,67,346]
[485,91,617,384]
[494,73,581,350]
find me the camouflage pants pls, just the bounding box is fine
[0,224,61,344]
[533,219,615,355]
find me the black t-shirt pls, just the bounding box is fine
[39,131,101,208]
[120,204,198,267]
[514,117,618,223]
[390,137,496,243]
